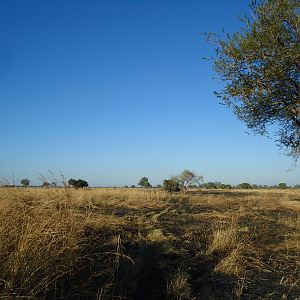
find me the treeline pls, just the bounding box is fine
[1,170,298,191]
[135,170,296,192]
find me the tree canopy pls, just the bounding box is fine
[173,169,203,189]
[210,0,300,159]
[138,177,152,188]
[21,178,30,187]
[68,178,88,188]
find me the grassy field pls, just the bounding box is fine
[0,187,299,299]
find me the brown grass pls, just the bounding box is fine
[0,187,299,299]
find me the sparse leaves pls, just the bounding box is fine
[210,0,300,159]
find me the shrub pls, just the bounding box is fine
[163,179,181,193]
[237,182,252,189]
[68,178,88,188]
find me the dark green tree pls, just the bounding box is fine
[138,177,151,188]
[278,182,288,189]
[75,179,88,188]
[21,178,30,187]
[68,178,77,187]
[68,178,88,188]
[209,0,300,159]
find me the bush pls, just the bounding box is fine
[163,179,181,193]
[68,178,88,189]
[278,183,288,189]
[237,183,252,189]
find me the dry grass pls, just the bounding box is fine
[166,268,193,300]
[0,187,299,299]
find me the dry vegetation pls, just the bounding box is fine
[0,187,299,299]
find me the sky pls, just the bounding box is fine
[1,0,299,187]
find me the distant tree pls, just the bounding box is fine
[294,184,300,188]
[75,179,88,188]
[138,177,151,188]
[278,182,288,189]
[163,179,181,193]
[220,183,232,189]
[42,181,50,188]
[68,178,88,188]
[130,185,136,188]
[209,0,300,160]
[68,178,77,187]
[156,184,162,188]
[21,178,30,187]
[124,185,129,188]
[173,170,203,190]
[203,182,217,189]
[238,182,253,189]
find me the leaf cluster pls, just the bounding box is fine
[211,0,300,159]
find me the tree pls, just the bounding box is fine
[138,177,151,188]
[209,0,300,159]
[163,179,181,193]
[42,181,50,188]
[68,178,77,187]
[21,178,30,187]
[173,170,203,189]
[278,182,288,189]
[68,178,88,188]
[76,179,88,188]
[220,183,232,189]
[238,182,253,189]
[203,182,217,189]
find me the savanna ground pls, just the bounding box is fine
[0,187,299,299]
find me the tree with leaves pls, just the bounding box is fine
[138,177,151,188]
[68,178,77,187]
[238,182,253,189]
[209,0,300,159]
[173,169,203,189]
[68,178,88,188]
[21,178,30,187]
[278,182,288,189]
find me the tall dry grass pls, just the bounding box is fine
[0,187,299,299]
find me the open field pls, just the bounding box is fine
[0,187,299,299]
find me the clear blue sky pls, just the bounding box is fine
[1,0,299,186]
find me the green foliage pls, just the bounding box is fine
[21,178,30,187]
[210,0,300,159]
[68,178,77,187]
[163,179,181,193]
[278,182,288,189]
[138,177,151,188]
[238,182,253,189]
[68,178,88,188]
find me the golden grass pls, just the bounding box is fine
[0,187,299,299]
